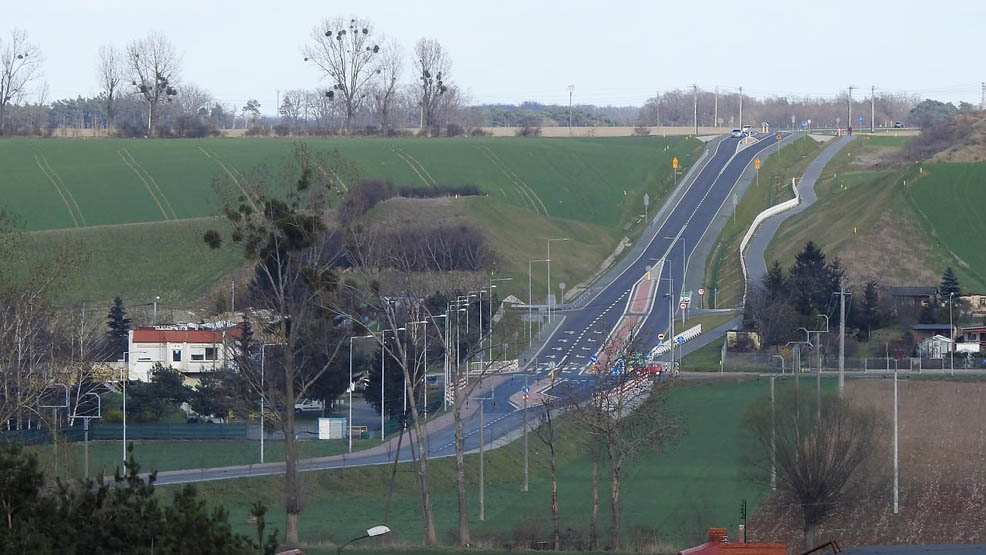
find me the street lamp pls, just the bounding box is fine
[488,276,513,361]
[379,327,406,440]
[949,292,955,376]
[337,525,391,554]
[662,235,686,290]
[546,238,569,324]
[348,334,375,453]
[528,259,549,345]
[122,350,147,463]
[470,388,496,521]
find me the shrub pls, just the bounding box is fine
[515,125,541,137]
[633,124,651,136]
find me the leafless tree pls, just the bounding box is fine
[532,395,561,550]
[744,390,885,549]
[126,32,181,135]
[96,44,124,131]
[304,17,381,134]
[371,40,403,134]
[175,83,212,118]
[0,29,43,136]
[412,38,451,134]
[569,331,676,550]
[206,143,354,545]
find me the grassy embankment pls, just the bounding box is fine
[1,136,700,306]
[702,137,825,309]
[156,381,776,551]
[765,135,986,291]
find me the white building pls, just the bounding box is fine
[126,325,240,381]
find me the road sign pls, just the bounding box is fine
[676,336,685,345]
[859,116,863,123]
[589,354,598,363]
[679,302,688,310]
[657,333,665,341]
[672,156,679,169]
[776,133,782,141]
[521,385,530,393]
[698,288,705,296]
[754,157,760,170]
[643,193,649,208]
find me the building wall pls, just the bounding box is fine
[126,331,230,381]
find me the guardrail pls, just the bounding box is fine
[739,177,800,307]
[649,324,703,357]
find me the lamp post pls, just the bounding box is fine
[122,350,147,463]
[546,238,569,324]
[470,388,496,521]
[949,292,954,376]
[337,525,391,554]
[662,235,686,290]
[380,327,406,441]
[488,276,513,361]
[528,259,548,345]
[349,334,375,453]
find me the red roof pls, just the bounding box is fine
[132,327,242,344]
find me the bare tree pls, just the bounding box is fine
[0,29,43,136]
[744,390,884,548]
[412,38,451,134]
[532,395,561,550]
[175,83,213,118]
[371,40,403,134]
[96,44,124,131]
[304,17,381,134]
[126,32,181,135]
[206,143,353,546]
[569,331,675,550]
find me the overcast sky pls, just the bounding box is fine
[6,0,985,114]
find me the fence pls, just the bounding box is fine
[0,422,250,446]
[717,352,986,373]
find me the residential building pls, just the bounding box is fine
[959,294,986,318]
[126,325,241,382]
[887,286,938,307]
[958,325,986,352]
[911,323,955,344]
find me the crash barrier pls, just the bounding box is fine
[649,324,703,358]
[739,177,800,306]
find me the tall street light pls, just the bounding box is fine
[568,85,574,134]
[470,388,496,521]
[380,327,406,441]
[949,292,955,376]
[348,334,375,453]
[488,276,513,361]
[546,238,569,325]
[337,525,391,554]
[528,259,549,345]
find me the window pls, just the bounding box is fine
[172,349,182,362]
[979,297,985,308]
[191,352,205,361]
[205,347,218,361]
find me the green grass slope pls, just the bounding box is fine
[160,381,773,550]
[2,136,700,305]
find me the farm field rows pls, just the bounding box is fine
[1,136,698,231]
[1,136,699,305]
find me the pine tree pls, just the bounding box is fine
[763,260,786,297]
[788,241,831,316]
[860,280,881,340]
[106,297,132,359]
[941,267,961,297]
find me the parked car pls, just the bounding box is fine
[893,121,905,128]
[294,399,324,414]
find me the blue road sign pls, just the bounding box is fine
[521,385,530,393]
[801,120,808,128]
[589,354,598,363]
[676,336,685,345]
[859,116,863,123]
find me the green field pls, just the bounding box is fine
[906,162,986,287]
[160,381,774,551]
[765,135,986,291]
[703,137,825,308]
[1,136,700,305]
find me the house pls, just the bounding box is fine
[911,323,956,344]
[678,527,785,555]
[126,325,242,382]
[918,335,954,359]
[959,294,986,318]
[958,325,986,352]
[887,286,938,307]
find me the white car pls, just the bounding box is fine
[730,129,742,137]
[294,399,324,414]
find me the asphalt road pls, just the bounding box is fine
[154,133,786,485]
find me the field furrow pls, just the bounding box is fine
[34,154,80,228]
[118,149,170,220]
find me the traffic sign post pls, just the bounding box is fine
[698,287,705,309]
[672,156,679,186]
[589,354,598,363]
[657,333,665,342]
[754,157,760,187]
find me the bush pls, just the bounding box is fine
[515,125,541,137]
[245,125,270,137]
[272,123,291,136]
[633,124,651,136]
[469,126,490,137]
[445,123,464,137]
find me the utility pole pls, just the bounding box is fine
[870,85,876,133]
[692,84,699,135]
[981,82,986,110]
[714,86,719,129]
[738,86,743,129]
[838,278,846,397]
[893,366,899,514]
[568,85,574,135]
[770,375,776,491]
[523,373,529,492]
[847,85,855,132]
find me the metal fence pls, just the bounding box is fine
[718,352,986,373]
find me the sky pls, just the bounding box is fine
[5,0,986,115]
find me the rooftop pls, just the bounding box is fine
[132,327,242,344]
[887,286,938,297]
